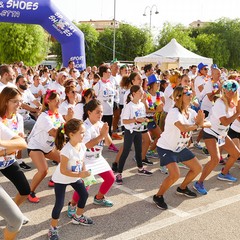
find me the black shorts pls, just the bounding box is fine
[203,110,209,118]
[203,131,218,141]
[228,128,240,139]
[27,149,51,155]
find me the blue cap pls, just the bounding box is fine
[147,74,160,86]
[212,64,218,69]
[198,62,208,72]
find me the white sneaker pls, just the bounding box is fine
[159,166,168,174]
[23,215,29,225]
[193,141,202,150]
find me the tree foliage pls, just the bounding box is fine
[197,18,240,68]
[95,23,154,64]
[0,23,48,66]
[157,22,197,52]
[76,23,99,66]
[195,33,230,67]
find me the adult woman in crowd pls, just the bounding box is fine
[0,122,27,240]
[73,88,96,121]
[58,86,77,122]
[159,70,181,132]
[27,90,64,203]
[153,86,210,209]
[0,87,30,208]
[194,80,240,195]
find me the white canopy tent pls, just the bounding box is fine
[134,38,213,70]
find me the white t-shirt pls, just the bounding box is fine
[93,80,115,115]
[52,142,86,184]
[157,107,197,152]
[0,113,24,135]
[40,76,51,90]
[119,87,127,106]
[18,89,36,120]
[83,118,111,175]
[0,82,17,93]
[200,79,215,112]
[48,82,65,101]
[163,85,174,113]
[204,98,235,138]
[110,75,121,104]
[194,75,208,101]
[121,101,147,133]
[231,119,240,133]
[29,83,45,102]
[59,100,75,117]
[73,103,84,121]
[28,111,64,153]
[188,71,197,80]
[0,122,16,169]
[123,89,130,107]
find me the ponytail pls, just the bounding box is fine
[126,85,141,104]
[55,123,66,150]
[55,119,84,150]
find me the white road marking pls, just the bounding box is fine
[106,193,240,240]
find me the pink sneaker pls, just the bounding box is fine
[108,143,119,153]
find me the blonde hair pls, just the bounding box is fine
[221,89,239,112]
[169,70,181,84]
[173,86,185,112]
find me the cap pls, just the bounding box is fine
[147,74,160,86]
[198,62,208,72]
[222,80,239,92]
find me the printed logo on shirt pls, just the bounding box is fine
[71,160,82,172]
[135,108,145,118]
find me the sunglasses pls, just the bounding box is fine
[203,68,208,70]
[183,91,192,96]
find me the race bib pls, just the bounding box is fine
[217,135,226,147]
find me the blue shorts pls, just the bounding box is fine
[157,146,195,166]
[147,121,157,130]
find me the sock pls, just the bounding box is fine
[17,158,23,164]
[95,195,104,200]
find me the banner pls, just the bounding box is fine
[0,0,86,70]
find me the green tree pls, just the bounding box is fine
[195,33,230,67]
[76,23,99,66]
[199,18,240,68]
[0,23,48,66]
[96,23,154,64]
[157,22,197,51]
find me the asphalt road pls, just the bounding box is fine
[0,138,240,240]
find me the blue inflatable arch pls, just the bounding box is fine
[0,0,86,70]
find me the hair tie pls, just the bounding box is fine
[44,90,56,105]
[59,122,65,134]
[82,88,88,97]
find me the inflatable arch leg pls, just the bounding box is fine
[0,0,86,70]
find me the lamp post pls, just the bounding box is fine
[143,5,159,31]
[113,0,116,60]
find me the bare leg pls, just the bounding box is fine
[156,162,180,196]
[198,138,219,183]
[179,157,202,189]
